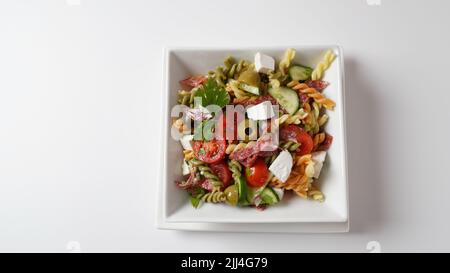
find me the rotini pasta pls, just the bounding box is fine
[295,154,313,167]
[172,118,190,134]
[225,141,257,154]
[200,190,227,203]
[318,114,329,127]
[308,185,325,202]
[311,50,336,80]
[209,58,250,86]
[190,158,223,190]
[276,108,308,126]
[271,173,311,199]
[279,48,296,75]
[177,89,196,106]
[270,153,320,199]
[183,149,195,160]
[287,80,336,110]
[228,159,242,180]
[313,132,326,150]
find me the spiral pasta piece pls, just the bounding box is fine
[230,59,250,79]
[270,153,315,198]
[295,154,312,166]
[270,173,311,199]
[209,58,250,87]
[276,109,308,126]
[177,90,196,106]
[313,132,326,150]
[279,48,296,75]
[311,50,336,80]
[214,66,227,87]
[228,159,242,180]
[225,141,257,154]
[287,80,335,110]
[200,191,226,203]
[318,114,329,126]
[312,102,320,119]
[183,149,194,160]
[308,185,325,202]
[228,59,249,79]
[172,118,190,134]
[190,158,223,190]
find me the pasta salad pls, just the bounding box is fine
[172,48,336,209]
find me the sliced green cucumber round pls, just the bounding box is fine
[289,65,313,81]
[260,187,279,205]
[268,87,299,115]
[239,82,260,95]
[246,186,258,204]
[236,176,248,204]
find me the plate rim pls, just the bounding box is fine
[157,45,349,231]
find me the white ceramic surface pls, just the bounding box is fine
[158,46,349,228]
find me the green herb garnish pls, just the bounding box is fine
[190,188,206,208]
[190,196,201,208]
[194,78,230,108]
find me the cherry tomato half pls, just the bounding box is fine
[280,124,314,156]
[245,159,269,188]
[192,140,226,164]
[210,160,232,188]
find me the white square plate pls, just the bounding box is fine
[157,46,349,232]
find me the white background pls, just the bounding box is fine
[0,0,449,252]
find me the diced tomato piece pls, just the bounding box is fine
[280,125,314,155]
[210,160,232,188]
[245,159,269,187]
[180,75,207,88]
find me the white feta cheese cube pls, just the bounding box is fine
[247,101,275,120]
[255,52,275,74]
[269,150,293,182]
[180,135,194,150]
[311,151,327,178]
[272,188,284,200]
[182,160,190,175]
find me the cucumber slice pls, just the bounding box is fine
[246,186,258,204]
[289,65,313,81]
[236,176,248,205]
[268,87,299,114]
[246,174,273,204]
[260,187,280,205]
[239,83,260,95]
